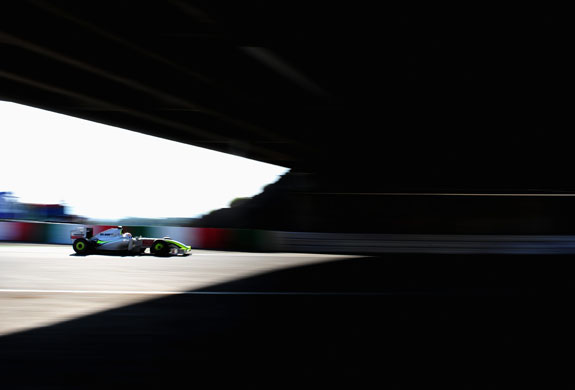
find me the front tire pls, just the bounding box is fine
[150,240,169,256]
[73,238,90,255]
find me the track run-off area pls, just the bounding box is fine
[0,244,354,336]
[2,243,575,388]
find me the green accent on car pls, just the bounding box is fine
[154,242,164,251]
[165,240,191,251]
[96,240,109,245]
[76,242,85,250]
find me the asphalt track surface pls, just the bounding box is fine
[1,244,575,389]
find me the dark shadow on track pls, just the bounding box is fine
[69,252,189,258]
[1,253,574,389]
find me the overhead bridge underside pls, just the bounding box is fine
[0,3,571,194]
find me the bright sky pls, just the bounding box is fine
[0,101,288,220]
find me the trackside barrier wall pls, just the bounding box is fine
[272,231,575,254]
[0,222,278,252]
[46,223,80,244]
[3,221,575,254]
[0,221,49,243]
[0,221,18,241]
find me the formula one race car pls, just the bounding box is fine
[70,226,192,256]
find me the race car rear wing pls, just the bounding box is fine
[70,226,93,240]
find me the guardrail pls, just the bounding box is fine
[2,221,575,254]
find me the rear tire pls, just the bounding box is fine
[73,238,90,255]
[150,240,169,256]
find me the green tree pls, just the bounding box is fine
[229,197,250,208]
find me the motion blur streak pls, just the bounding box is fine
[3,221,575,254]
[306,192,575,197]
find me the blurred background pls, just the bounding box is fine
[1,3,573,389]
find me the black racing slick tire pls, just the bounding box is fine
[73,238,90,255]
[150,240,170,256]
